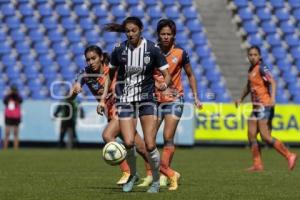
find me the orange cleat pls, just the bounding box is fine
[288,153,297,171]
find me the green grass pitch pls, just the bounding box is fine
[0,148,300,200]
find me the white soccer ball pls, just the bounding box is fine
[102,141,127,166]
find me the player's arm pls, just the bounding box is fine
[158,68,171,91]
[68,82,82,100]
[183,63,202,109]
[235,81,250,107]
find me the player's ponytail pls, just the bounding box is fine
[102,52,110,65]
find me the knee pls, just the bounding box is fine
[145,143,156,152]
[124,140,135,149]
[102,132,114,143]
[261,135,273,145]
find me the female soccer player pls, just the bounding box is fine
[97,17,171,193]
[69,45,148,185]
[138,19,202,190]
[235,46,297,172]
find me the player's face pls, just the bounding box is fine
[248,48,261,66]
[85,51,102,72]
[125,23,142,47]
[159,26,174,47]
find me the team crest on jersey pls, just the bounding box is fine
[144,56,150,64]
[172,56,178,64]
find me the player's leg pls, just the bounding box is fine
[118,103,139,192]
[12,125,19,150]
[139,102,160,193]
[4,125,11,149]
[102,118,130,185]
[246,117,263,171]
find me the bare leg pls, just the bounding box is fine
[4,126,11,150]
[13,125,19,150]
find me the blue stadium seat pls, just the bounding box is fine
[38,3,53,17]
[251,0,266,8]
[28,29,44,42]
[233,0,248,8]
[61,17,77,30]
[66,30,81,43]
[292,8,300,21]
[2,55,17,67]
[0,30,6,41]
[23,16,39,29]
[55,4,71,16]
[275,8,290,21]
[1,3,15,16]
[186,19,203,32]
[290,47,300,59]
[256,7,272,21]
[196,45,211,58]
[147,5,163,19]
[191,32,208,46]
[275,59,292,72]
[111,5,127,18]
[269,0,285,9]
[261,21,276,34]
[128,5,144,18]
[177,0,193,7]
[271,46,287,59]
[162,0,174,6]
[79,17,94,30]
[176,32,188,45]
[38,55,54,67]
[70,43,84,55]
[42,16,58,29]
[84,30,100,44]
[5,16,21,29]
[52,41,68,55]
[247,33,263,46]
[127,0,139,6]
[284,34,300,47]
[71,0,85,4]
[19,3,34,16]
[165,5,181,19]
[107,0,121,5]
[15,42,30,54]
[242,20,258,34]
[0,42,11,54]
[10,29,25,41]
[74,4,89,17]
[238,7,254,21]
[289,0,300,8]
[102,32,118,43]
[34,42,49,55]
[144,0,159,6]
[173,19,185,32]
[93,5,109,18]
[97,16,112,26]
[266,33,282,47]
[182,6,198,19]
[20,55,35,67]
[280,21,296,34]
[48,30,64,42]
[74,56,85,68]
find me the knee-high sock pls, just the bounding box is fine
[148,148,160,182]
[250,142,262,166]
[161,145,175,168]
[119,160,130,173]
[272,139,291,159]
[126,147,137,175]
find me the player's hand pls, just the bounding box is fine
[158,82,168,91]
[194,97,203,109]
[73,83,82,94]
[235,99,241,108]
[97,100,105,115]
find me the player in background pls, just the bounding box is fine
[235,46,297,172]
[98,17,171,193]
[138,19,202,190]
[69,45,149,185]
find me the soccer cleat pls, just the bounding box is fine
[245,164,264,172]
[122,174,139,192]
[159,174,168,187]
[168,173,179,191]
[147,181,160,193]
[137,175,153,187]
[288,153,297,171]
[116,172,130,185]
[175,171,181,184]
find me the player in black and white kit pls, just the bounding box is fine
[97,17,171,193]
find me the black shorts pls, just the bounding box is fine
[5,118,21,126]
[116,101,157,118]
[251,106,274,120]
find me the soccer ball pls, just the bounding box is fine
[102,141,127,166]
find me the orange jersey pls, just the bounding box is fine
[248,62,273,106]
[154,45,190,102]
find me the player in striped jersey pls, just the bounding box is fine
[97,17,171,193]
[69,45,149,185]
[138,19,202,190]
[235,46,297,172]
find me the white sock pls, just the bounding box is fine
[148,148,160,183]
[126,147,137,176]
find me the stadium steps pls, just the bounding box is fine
[194,0,249,100]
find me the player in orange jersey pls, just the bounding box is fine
[235,46,297,172]
[138,19,202,190]
[69,45,149,185]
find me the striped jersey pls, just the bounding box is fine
[154,45,190,102]
[248,62,273,106]
[109,38,169,103]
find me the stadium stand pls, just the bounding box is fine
[228,0,300,103]
[0,0,231,102]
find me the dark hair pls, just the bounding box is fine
[84,45,110,65]
[247,45,261,55]
[104,16,143,33]
[156,18,177,36]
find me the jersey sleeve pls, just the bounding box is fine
[153,45,169,71]
[259,64,272,82]
[109,44,120,69]
[182,49,190,66]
